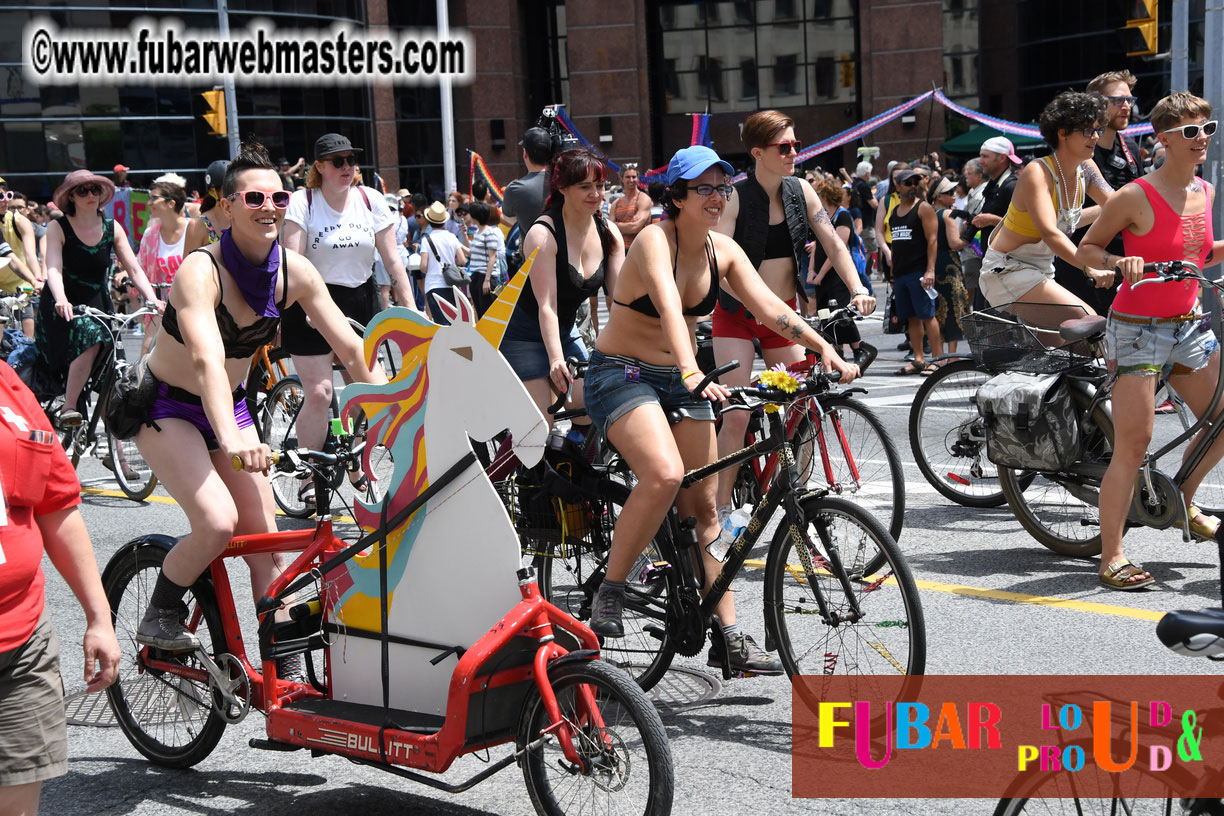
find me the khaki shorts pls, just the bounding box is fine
[0,613,67,786]
[978,244,1054,307]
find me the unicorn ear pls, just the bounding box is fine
[450,287,476,324]
[433,293,459,323]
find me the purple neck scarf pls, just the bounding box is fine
[219,228,280,318]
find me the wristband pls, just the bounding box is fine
[681,370,701,381]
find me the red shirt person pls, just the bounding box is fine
[0,361,118,812]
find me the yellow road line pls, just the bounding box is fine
[81,486,358,524]
[743,558,1164,622]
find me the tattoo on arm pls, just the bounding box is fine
[776,313,792,333]
[789,324,804,340]
[814,207,833,227]
[1083,163,1114,194]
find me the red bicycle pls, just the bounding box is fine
[101,432,673,814]
[731,345,905,565]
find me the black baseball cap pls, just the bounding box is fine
[313,133,363,160]
[519,127,552,155]
[205,159,230,190]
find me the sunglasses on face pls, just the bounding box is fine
[1106,95,1138,107]
[767,140,803,156]
[227,190,291,209]
[73,185,103,197]
[623,162,638,169]
[902,177,923,187]
[1162,120,1219,140]
[327,155,359,168]
[1073,126,1106,138]
[0,191,12,201]
[690,183,733,199]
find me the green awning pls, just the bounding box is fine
[941,124,1047,155]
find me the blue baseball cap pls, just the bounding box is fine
[664,145,734,185]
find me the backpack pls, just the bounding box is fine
[835,207,871,294]
[975,372,1081,471]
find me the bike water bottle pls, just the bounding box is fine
[707,505,752,562]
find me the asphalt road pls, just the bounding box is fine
[35,306,1224,815]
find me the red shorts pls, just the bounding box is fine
[711,298,798,351]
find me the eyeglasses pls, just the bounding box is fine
[690,183,733,199]
[73,185,103,197]
[327,155,359,168]
[1161,120,1218,140]
[1073,126,1106,138]
[902,177,923,187]
[1106,95,1138,107]
[148,194,171,203]
[767,140,803,155]
[227,190,291,209]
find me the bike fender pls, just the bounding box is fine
[545,649,600,674]
[100,533,182,589]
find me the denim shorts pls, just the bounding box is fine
[1106,311,1219,378]
[584,349,716,433]
[500,328,588,383]
[892,270,937,320]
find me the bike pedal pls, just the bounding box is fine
[643,625,665,641]
[249,738,301,752]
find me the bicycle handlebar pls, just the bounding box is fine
[546,356,591,415]
[1126,260,1204,289]
[724,370,842,407]
[231,446,360,473]
[689,360,740,397]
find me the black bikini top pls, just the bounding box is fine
[534,218,607,295]
[762,220,792,260]
[160,248,289,358]
[613,228,720,319]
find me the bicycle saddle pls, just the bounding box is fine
[1157,609,1224,658]
[1059,315,1107,342]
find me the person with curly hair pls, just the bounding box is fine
[977,91,1116,325]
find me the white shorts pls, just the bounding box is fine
[978,243,1055,306]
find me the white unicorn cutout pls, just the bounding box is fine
[325,264,548,716]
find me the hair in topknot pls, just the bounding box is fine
[221,138,277,197]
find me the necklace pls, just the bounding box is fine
[1050,151,1080,211]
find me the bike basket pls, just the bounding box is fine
[962,302,1095,375]
[975,371,1082,471]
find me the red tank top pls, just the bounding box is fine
[1112,177,1212,318]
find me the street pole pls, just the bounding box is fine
[437,0,457,195]
[1171,0,1189,92]
[1206,3,1224,254]
[216,0,240,159]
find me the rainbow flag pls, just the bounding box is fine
[468,150,504,204]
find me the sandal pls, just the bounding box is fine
[894,362,924,376]
[1099,559,1155,591]
[920,362,942,376]
[297,478,316,508]
[1188,505,1221,541]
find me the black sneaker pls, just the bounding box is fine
[708,632,784,675]
[896,339,910,351]
[136,603,201,652]
[589,588,625,638]
[276,653,307,684]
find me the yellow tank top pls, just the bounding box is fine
[0,212,28,293]
[1001,156,1085,239]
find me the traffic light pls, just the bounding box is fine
[1121,0,1158,57]
[201,89,227,137]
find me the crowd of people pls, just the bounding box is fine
[5,63,1224,812]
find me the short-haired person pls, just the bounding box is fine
[712,110,875,520]
[808,177,871,360]
[584,145,859,674]
[874,160,911,284]
[132,140,388,650]
[1056,71,1145,315]
[611,163,651,249]
[464,200,507,317]
[184,160,232,253]
[851,160,878,271]
[501,127,553,230]
[280,133,416,507]
[1077,92,1224,590]
[956,158,988,304]
[0,362,118,816]
[888,169,944,374]
[977,92,1116,325]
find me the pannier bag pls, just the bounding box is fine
[975,371,1081,471]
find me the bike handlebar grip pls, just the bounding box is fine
[546,390,567,415]
[689,360,740,397]
[232,451,281,471]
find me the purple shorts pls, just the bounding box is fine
[146,383,253,451]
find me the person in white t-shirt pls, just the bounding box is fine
[373,193,411,310]
[136,178,191,355]
[418,201,468,324]
[280,133,416,506]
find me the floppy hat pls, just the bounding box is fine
[664,145,734,185]
[396,188,410,199]
[423,201,449,225]
[53,169,116,211]
[314,133,363,160]
[981,136,1022,165]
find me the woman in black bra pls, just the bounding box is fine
[132,141,387,654]
[500,148,623,423]
[584,145,860,674]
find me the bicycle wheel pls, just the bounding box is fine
[910,359,1012,507]
[793,395,905,552]
[518,658,674,816]
[262,376,314,518]
[531,478,676,692]
[994,796,1180,816]
[1167,393,1224,518]
[106,429,158,501]
[764,495,926,682]
[104,543,229,768]
[992,757,1183,816]
[999,403,1115,558]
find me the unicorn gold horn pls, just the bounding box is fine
[476,247,538,348]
